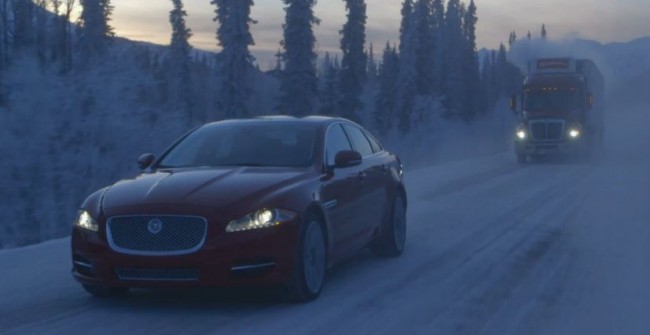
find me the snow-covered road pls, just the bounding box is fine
[2,106,649,335]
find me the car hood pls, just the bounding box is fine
[101,167,315,213]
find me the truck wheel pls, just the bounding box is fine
[516,154,527,164]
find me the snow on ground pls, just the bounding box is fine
[1,102,650,335]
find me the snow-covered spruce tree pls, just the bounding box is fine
[212,0,255,119]
[13,0,34,49]
[396,0,417,134]
[278,0,319,116]
[414,0,436,96]
[431,0,445,92]
[461,0,479,118]
[169,0,193,123]
[319,53,341,116]
[78,0,114,59]
[441,0,464,118]
[339,0,367,122]
[374,42,399,137]
[541,24,547,40]
[366,42,377,84]
[479,51,496,112]
[0,0,11,93]
[35,0,48,67]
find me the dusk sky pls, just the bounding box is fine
[109,0,649,68]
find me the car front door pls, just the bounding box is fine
[342,124,389,244]
[320,123,365,261]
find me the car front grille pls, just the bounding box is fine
[116,268,200,281]
[529,120,565,141]
[107,215,207,256]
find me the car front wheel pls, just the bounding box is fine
[287,216,327,302]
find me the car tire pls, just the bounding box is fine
[286,215,327,303]
[82,284,129,298]
[370,194,406,258]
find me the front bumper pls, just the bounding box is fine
[515,139,585,156]
[71,218,301,289]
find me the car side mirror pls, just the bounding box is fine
[334,150,362,169]
[137,153,155,170]
[587,93,594,108]
[509,95,517,113]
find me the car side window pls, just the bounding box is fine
[325,124,353,166]
[363,130,384,153]
[343,125,374,157]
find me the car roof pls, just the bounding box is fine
[204,115,358,128]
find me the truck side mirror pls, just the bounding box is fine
[509,95,517,113]
[587,93,594,108]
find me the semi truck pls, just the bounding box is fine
[510,58,605,163]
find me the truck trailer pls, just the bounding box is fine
[510,58,605,163]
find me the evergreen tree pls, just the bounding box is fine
[78,0,114,58]
[278,0,319,116]
[169,0,193,123]
[13,0,34,48]
[541,24,547,40]
[366,43,377,84]
[212,0,256,119]
[431,0,445,92]
[35,0,48,67]
[0,0,9,63]
[508,31,517,49]
[339,0,367,121]
[396,0,417,134]
[62,0,76,72]
[414,0,435,96]
[320,54,341,116]
[461,0,479,118]
[375,42,398,136]
[527,30,532,40]
[442,0,464,117]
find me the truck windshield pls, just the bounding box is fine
[524,88,579,111]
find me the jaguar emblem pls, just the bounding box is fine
[147,218,163,234]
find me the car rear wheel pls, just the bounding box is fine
[287,216,327,302]
[370,194,406,257]
[82,284,129,298]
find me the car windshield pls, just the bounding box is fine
[157,123,318,168]
[523,88,580,111]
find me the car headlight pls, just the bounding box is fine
[568,129,581,139]
[75,210,99,232]
[225,208,296,233]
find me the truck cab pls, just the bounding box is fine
[511,58,604,163]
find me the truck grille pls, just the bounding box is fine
[529,120,565,141]
[107,215,207,256]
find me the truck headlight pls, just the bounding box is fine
[568,129,580,139]
[226,209,296,233]
[74,210,99,232]
[516,129,527,140]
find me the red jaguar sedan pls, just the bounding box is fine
[71,116,407,302]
